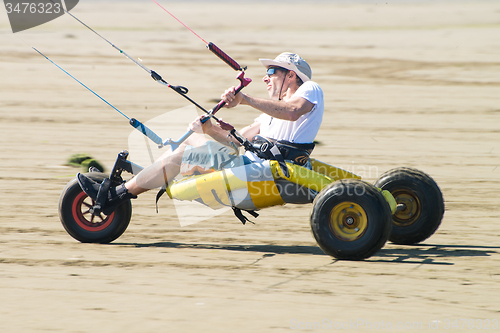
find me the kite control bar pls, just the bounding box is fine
[207,42,245,72]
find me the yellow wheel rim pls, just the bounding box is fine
[393,190,420,227]
[329,202,368,241]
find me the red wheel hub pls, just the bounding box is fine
[72,192,114,231]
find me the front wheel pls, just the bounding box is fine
[58,173,132,243]
[374,167,444,245]
[310,179,392,260]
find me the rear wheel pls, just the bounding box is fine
[310,179,392,260]
[59,173,132,243]
[375,167,444,245]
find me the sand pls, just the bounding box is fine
[1,1,500,332]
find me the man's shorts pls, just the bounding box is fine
[180,141,249,176]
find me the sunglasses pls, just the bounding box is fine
[266,67,287,77]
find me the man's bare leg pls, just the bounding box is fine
[76,131,209,215]
[124,132,208,196]
[124,148,182,196]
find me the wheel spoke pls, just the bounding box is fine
[82,201,92,209]
[80,195,105,224]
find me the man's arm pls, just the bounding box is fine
[238,121,261,141]
[222,87,314,121]
[240,94,314,121]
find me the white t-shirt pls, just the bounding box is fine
[255,80,324,144]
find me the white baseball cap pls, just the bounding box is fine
[259,52,312,83]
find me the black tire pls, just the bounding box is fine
[310,179,392,260]
[374,167,444,245]
[58,172,132,243]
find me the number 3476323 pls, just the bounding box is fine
[5,2,61,14]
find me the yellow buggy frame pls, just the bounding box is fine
[59,148,444,260]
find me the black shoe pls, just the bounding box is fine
[77,173,100,200]
[76,173,136,215]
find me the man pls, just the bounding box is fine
[77,52,324,213]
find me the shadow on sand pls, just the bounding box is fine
[369,244,499,265]
[113,241,498,265]
[115,241,326,255]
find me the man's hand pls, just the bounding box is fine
[221,86,244,108]
[189,115,212,134]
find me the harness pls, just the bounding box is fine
[251,135,315,167]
